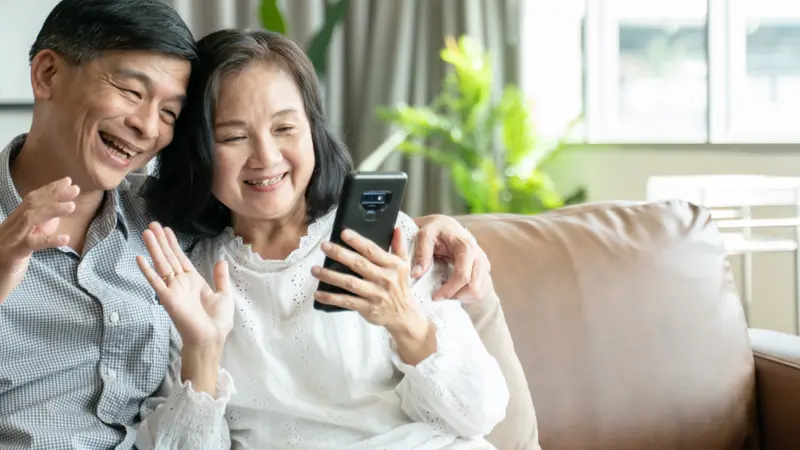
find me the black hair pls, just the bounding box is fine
[29,0,196,64]
[143,29,353,239]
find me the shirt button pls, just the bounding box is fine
[109,312,120,323]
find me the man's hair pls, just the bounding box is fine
[29,0,196,64]
[143,29,353,239]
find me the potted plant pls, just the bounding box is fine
[373,35,586,214]
[260,0,349,79]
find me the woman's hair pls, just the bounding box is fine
[143,28,353,238]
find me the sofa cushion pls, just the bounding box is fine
[458,200,758,450]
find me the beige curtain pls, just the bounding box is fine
[169,0,521,216]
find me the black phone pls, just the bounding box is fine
[314,171,408,312]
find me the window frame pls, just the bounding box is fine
[533,0,800,145]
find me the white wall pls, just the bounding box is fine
[0,110,32,145]
[549,145,800,334]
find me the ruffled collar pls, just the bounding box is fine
[217,208,336,271]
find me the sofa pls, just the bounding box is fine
[456,199,800,450]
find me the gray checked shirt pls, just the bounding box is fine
[0,135,188,449]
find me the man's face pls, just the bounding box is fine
[37,50,190,191]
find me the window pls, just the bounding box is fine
[520,0,800,143]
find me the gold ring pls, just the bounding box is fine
[162,271,176,283]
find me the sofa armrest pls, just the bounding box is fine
[749,328,800,450]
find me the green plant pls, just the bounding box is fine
[376,35,586,214]
[260,0,349,79]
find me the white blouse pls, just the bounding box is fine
[135,210,509,450]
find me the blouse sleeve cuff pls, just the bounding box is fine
[390,306,466,384]
[166,367,236,426]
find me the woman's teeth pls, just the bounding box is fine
[99,132,134,160]
[245,174,286,186]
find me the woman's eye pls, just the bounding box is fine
[275,126,295,133]
[223,136,246,143]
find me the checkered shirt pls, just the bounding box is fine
[0,135,185,449]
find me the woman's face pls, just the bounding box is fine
[211,61,315,226]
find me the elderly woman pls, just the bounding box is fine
[133,29,509,450]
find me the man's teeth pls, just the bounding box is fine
[245,174,285,186]
[100,132,135,159]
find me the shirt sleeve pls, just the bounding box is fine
[390,213,510,439]
[135,326,236,450]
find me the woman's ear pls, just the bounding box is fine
[30,49,64,101]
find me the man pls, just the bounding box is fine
[0,0,491,448]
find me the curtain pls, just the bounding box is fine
[168,0,521,216]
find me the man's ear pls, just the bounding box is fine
[30,50,66,101]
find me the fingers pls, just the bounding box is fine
[411,227,435,278]
[212,260,230,295]
[142,228,176,279]
[26,231,69,251]
[391,228,408,260]
[311,266,380,299]
[135,255,167,296]
[48,177,80,201]
[16,177,79,232]
[21,201,75,230]
[451,258,484,302]
[313,289,371,313]
[339,229,396,267]
[165,227,195,273]
[432,246,473,300]
[4,178,79,257]
[321,241,383,281]
[149,223,183,274]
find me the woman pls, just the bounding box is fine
[134,29,509,450]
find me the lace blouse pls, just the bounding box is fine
[135,210,509,449]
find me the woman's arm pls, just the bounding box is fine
[133,224,238,449]
[311,212,509,438]
[135,327,235,450]
[391,254,510,439]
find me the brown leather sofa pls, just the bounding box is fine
[457,199,800,450]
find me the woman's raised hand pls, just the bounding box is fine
[136,222,233,350]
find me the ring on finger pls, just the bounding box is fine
[162,271,176,284]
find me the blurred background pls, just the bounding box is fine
[2,0,800,333]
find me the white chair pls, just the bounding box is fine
[647,175,800,332]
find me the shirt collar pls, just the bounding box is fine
[0,134,130,238]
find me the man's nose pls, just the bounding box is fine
[125,104,160,140]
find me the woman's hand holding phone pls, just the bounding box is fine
[311,228,436,365]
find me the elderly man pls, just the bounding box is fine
[0,0,491,448]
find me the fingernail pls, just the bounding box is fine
[311,266,321,275]
[321,242,331,251]
[341,229,353,239]
[60,202,74,211]
[412,265,422,276]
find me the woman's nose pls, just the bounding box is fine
[252,138,283,167]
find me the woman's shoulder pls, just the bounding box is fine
[185,236,228,273]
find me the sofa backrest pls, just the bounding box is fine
[459,200,758,450]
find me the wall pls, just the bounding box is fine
[549,145,800,334]
[0,109,32,144]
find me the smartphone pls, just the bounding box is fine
[314,171,408,312]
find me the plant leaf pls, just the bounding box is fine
[306,0,350,78]
[260,0,287,34]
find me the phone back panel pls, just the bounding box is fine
[314,171,408,312]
